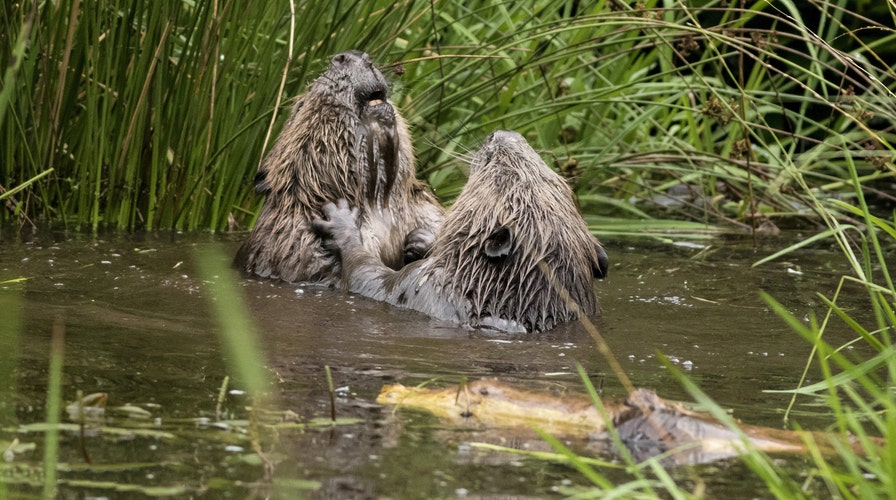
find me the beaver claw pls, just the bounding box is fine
[312,199,362,250]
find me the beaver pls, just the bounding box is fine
[234,50,444,283]
[313,130,608,333]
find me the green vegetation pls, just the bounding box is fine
[1,0,892,233]
[549,146,896,498]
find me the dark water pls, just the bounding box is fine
[0,227,872,498]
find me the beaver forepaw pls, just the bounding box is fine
[403,227,436,263]
[312,200,362,250]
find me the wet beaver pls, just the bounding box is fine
[234,51,443,283]
[313,130,608,332]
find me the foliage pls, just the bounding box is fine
[554,89,896,498]
[1,0,893,233]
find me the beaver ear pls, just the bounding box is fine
[254,170,270,194]
[592,240,609,279]
[484,225,513,258]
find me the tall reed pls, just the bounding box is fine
[0,287,24,500]
[2,1,892,233]
[0,0,435,231]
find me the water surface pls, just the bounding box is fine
[0,228,872,497]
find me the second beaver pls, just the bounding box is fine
[314,130,608,333]
[234,51,444,284]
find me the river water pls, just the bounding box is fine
[0,227,873,498]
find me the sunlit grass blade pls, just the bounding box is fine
[42,321,65,499]
[194,246,270,401]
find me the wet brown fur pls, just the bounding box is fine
[315,130,607,333]
[234,51,443,283]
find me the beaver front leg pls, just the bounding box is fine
[315,200,464,326]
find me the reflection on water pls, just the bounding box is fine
[0,228,872,497]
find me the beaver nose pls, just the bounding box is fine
[486,130,524,145]
[331,50,372,66]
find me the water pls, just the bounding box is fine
[0,228,873,497]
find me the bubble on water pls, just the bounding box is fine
[629,295,693,307]
[675,241,706,249]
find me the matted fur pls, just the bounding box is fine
[234,51,443,283]
[315,130,608,333]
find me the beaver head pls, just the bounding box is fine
[254,50,404,209]
[429,130,608,332]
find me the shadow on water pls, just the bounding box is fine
[0,228,876,497]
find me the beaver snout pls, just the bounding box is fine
[473,130,526,173]
[329,51,391,110]
[486,130,525,145]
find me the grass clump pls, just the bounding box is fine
[0,0,434,231]
[544,90,896,500]
[397,1,895,233]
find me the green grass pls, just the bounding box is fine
[1,1,893,233]
[552,103,896,497]
[42,323,64,499]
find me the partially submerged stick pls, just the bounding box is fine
[377,378,882,465]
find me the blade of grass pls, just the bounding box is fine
[42,320,65,499]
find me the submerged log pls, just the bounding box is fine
[376,378,880,465]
